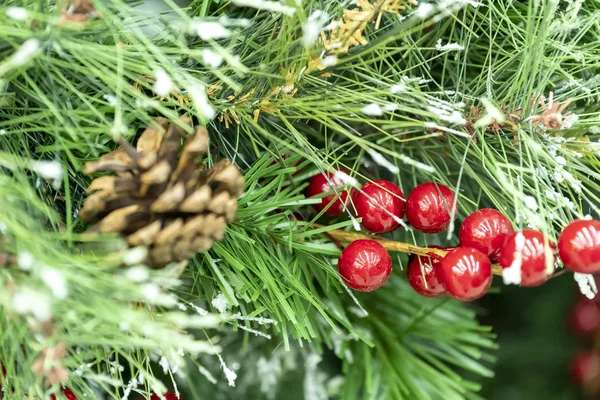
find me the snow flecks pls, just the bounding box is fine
[473,98,505,129]
[40,267,68,299]
[350,215,361,231]
[303,11,329,46]
[237,325,272,339]
[427,106,466,125]
[123,246,148,266]
[8,39,40,68]
[257,356,282,396]
[12,287,53,321]
[217,354,237,387]
[124,266,150,282]
[304,354,328,400]
[424,122,471,138]
[524,196,538,211]
[153,69,173,97]
[384,103,398,112]
[398,153,436,173]
[561,113,578,129]
[188,83,216,120]
[390,83,406,93]
[7,7,28,20]
[191,303,209,316]
[361,103,383,116]
[199,365,218,384]
[320,55,338,67]
[574,273,597,299]
[201,49,223,68]
[230,0,296,16]
[416,3,434,18]
[31,160,63,183]
[332,170,359,187]
[211,292,230,314]
[502,232,524,285]
[18,251,35,270]
[230,313,278,325]
[191,21,231,40]
[435,39,464,51]
[366,149,400,174]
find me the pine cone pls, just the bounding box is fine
[80,117,244,268]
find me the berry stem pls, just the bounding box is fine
[320,226,504,276]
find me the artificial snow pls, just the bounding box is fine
[523,196,538,211]
[40,267,68,299]
[257,356,282,395]
[383,104,398,112]
[153,69,173,97]
[303,11,329,47]
[230,0,296,15]
[201,49,224,68]
[218,354,237,386]
[416,3,434,18]
[12,287,52,321]
[191,303,209,316]
[367,149,400,174]
[332,170,358,187]
[361,103,384,116]
[188,83,216,120]
[320,55,338,67]
[123,246,148,266]
[103,94,117,106]
[435,39,465,51]
[10,38,40,67]
[230,313,278,325]
[398,153,436,173]
[6,6,28,20]
[574,273,597,299]
[124,266,150,282]
[18,251,35,270]
[31,160,63,181]
[199,365,218,384]
[191,21,231,40]
[211,292,230,314]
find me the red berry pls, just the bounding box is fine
[406,182,457,234]
[437,247,492,301]
[570,298,600,338]
[571,351,600,386]
[151,393,179,400]
[407,254,446,297]
[353,180,406,233]
[459,209,514,260]
[558,219,600,274]
[338,239,392,292]
[50,389,78,400]
[498,230,554,287]
[306,170,351,216]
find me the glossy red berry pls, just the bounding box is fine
[338,239,392,292]
[406,182,457,234]
[558,219,600,274]
[437,247,492,301]
[353,180,406,233]
[151,393,179,400]
[407,254,446,297]
[306,170,351,216]
[570,298,600,338]
[50,389,78,400]
[498,230,554,287]
[571,351,600,386]
[459,209,514,260]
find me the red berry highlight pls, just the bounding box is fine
[438,247,492,301]
[406,182,457,234]
[498,230,554,287]
[353,180,405,233]
[407,254,446,297]
[338,239,392,292]
[50,389,78,400]
[459,208,514,260]
[151,393,179,400]
[306,170,351,216]
[558,219,600,274]
[569,298,600,338]
[570,351,600,386]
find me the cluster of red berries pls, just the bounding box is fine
[307,170,600,301]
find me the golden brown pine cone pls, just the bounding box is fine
[80,117,244,268]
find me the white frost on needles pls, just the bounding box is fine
[332,170,358,187]
[12,287,53,321]
[303,11,329,46]
[6,7,28,20]
[7,39,40,68]
[40,267,68,299]
[361,103,383,116]
[211,292,230,314]
[524,195,538,211]
[435,39,464,51]
[188,83,216,120]
[18,251,35,270]
[503,232,524,285]
[201,49,224,68]
[230,0,296,16]
[31,160,63,182]
[190,21,231,40]
[217,354,238,387]
[153,69,173,97]
[574,273,597,299]
[366,149,400,174]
